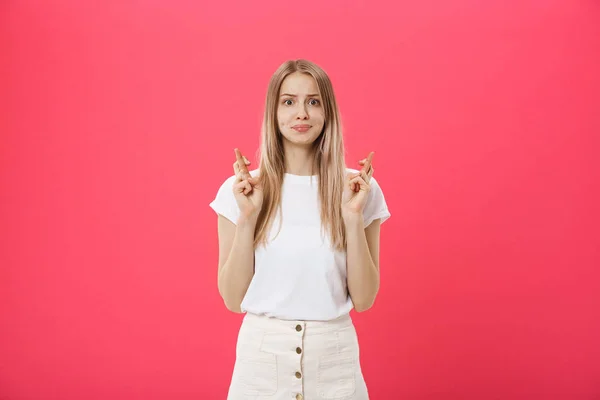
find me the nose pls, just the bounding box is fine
[296,104,309,119]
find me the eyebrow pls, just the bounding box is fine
[280,93,321,97]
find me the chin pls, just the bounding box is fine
[291,139,316,146]
[283,131,317,143]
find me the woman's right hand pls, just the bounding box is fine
[233,148,263,221]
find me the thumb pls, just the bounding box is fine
[249,177,262,189]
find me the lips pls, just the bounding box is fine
[292,125,311,132]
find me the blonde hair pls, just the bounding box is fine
[254,59,347,251]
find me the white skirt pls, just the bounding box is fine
[227,312,369,400]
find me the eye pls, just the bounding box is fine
[283,99,293,106]
[309,99,320,106]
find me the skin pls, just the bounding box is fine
[342,150,380,312]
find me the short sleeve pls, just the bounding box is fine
[363,176,391,228]
[209,175,240,225]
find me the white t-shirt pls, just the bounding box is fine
[209,168,391,321]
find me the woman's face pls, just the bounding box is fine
[277,72,325,148]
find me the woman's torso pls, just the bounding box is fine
[240,171,353,321]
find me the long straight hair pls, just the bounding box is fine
[254,59,347,251]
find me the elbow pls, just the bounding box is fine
[353,300,375,313]
[225,302,243,313]
[220,290,244,313]
[223,297,243,313]
[353,293,377,312]
[218,280,242,313]
[352,283,379,313]
[352,287,379,313]
[218,280,247,313]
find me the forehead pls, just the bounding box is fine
[280,72,319,94]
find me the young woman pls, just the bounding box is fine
[209,59,390,400]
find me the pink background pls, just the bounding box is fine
[1,0,599,399]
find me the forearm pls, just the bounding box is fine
[218,216,256,312]
[344,213,380,312]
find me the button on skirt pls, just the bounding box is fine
[227,312,369,400]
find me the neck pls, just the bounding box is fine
[283,143,315,176]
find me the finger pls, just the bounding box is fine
[243,180,252,195]
[243,156,250,165]
[368,167,374,180]
[248,176,260,187]
[234,148,244,165]
[358,169,370,183]
[360,151,375,174]
[233,162,241,181]
[233,162,249,183]
[234,148,250,178]
[240,165,250,179]
[234,180,248,194]
[350,176,370,192]
[235,179,253,195]
[349,181,357,192]
[348,172,363,187]
[350,176,367,186]
[362,151,374,171]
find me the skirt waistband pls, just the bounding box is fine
[242,312,353,335]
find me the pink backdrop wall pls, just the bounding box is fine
[1,0,599,399]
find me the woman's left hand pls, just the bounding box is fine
[342,151,375,217]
